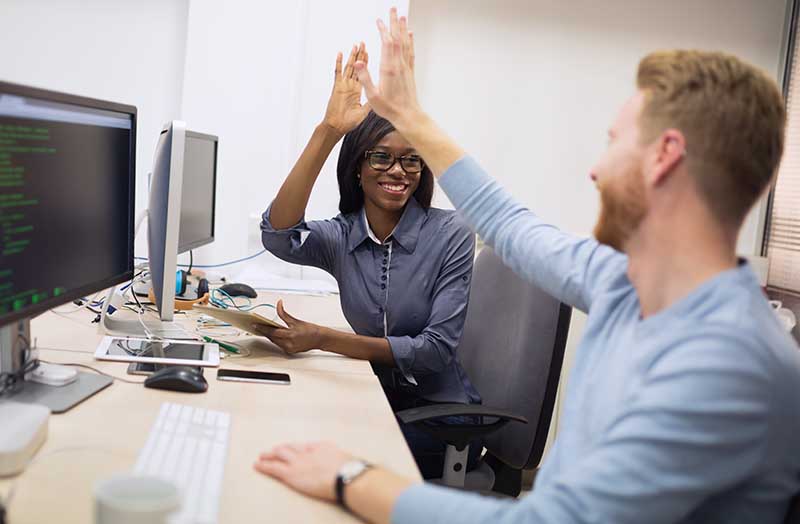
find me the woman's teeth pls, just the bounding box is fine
[380,183,407,193]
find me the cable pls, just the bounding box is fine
[134,249,266,269]
[187,250,193,275]
[117,278,198,342]
[129,283,145,312]
[210,288,277,316]
[38,360,145,385]
[120,269,146,292]
[0,335,38,396]
[51,291,106,314]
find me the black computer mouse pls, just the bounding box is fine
[219,282,257,299]
[144,366,208,393]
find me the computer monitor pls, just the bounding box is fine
[146,120,185,323]
[100,121,218,333]
[148,123,218,321]
[0,80,136,410]
[178,131,218,253]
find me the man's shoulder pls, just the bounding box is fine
[645,299,800,421]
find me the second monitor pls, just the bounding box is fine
[148,121,219,322]
[178,129,218,253]
[101,121,218,337]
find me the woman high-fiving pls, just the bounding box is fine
[259,36,482,479]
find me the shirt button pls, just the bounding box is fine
[462,275,468,281]
[381,275,387,281]
[382,267,387,273]
[381,283,386,289]
[378,306,384,313]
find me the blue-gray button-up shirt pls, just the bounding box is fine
[261,197,481,404]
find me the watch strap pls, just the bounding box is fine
[335,461,372,509]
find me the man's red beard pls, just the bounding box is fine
[593,166,647,252]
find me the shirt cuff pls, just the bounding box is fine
[438,155,493,209]
[260,203,307,233]
[391,483,441,524]
[386,335,419,386]
[392,482,498,524]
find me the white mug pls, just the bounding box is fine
[94,474,181,524]
[769,300,797,333]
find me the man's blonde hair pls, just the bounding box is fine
[637,50,786,225]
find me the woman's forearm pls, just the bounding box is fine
[269,123,343,229]
[318,327,396,367]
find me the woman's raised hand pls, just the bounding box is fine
[322,42,371,136]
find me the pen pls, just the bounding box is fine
[203,335,240,354]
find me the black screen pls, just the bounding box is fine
[178,133,217,253]
[0,87,134,325]
[216,369,291,383]
[108,339,205,360]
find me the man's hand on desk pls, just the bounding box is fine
[254,441,415,524]
[252,300,325,354]
[254,442,351,501]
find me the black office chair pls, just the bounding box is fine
[397,246,572,494]
[786,491,800,524]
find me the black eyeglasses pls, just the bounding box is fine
[364,150,424,174]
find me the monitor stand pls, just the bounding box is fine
[98,283,190,339]
[0,320,113,413]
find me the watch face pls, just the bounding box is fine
[340,460,368,481]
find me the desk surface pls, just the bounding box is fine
[0,292,420,523]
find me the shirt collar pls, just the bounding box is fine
[636,258,755,336]
[348,198,426,253]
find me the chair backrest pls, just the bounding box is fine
[459,247,571,470]
[786,491,800,524]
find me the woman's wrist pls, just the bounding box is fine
[316,325,338,350]
[316,121,346,142]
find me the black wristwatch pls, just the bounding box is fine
[335,460,373,509]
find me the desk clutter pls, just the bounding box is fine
[0,79,414,524]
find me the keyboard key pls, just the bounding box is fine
[134,402,230,524]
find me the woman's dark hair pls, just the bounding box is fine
[336,111,434,214]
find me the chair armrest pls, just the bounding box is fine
[396,403,528,447]
[397,403,528,425]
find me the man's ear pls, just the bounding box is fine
[649,129,687,186]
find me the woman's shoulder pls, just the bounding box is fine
[425,207,473,235]
[308,209,359,230]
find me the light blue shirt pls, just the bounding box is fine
[392,156,800,524]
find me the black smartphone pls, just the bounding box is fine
[216,369,291,385]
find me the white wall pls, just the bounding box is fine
[180,0,407,280]
[0,0,189,258]
[0,0,406,280]
[408,0,787,445]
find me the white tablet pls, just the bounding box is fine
[94,336,220,367]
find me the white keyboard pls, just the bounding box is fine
[134,402,231,524]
